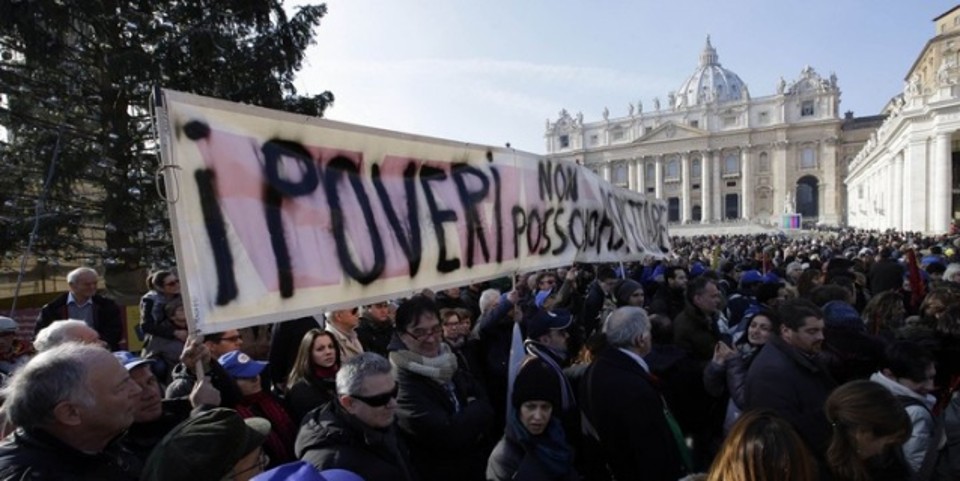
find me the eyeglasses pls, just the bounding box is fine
[443,319,470,328]
[405,325,442,340]
[164,279,180,287]
[351,384,399,407]
[232,449,269,478]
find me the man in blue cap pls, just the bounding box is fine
[116,348,221,463]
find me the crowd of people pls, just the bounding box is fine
[0,227,959,480]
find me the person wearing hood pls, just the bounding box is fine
[389,295,494,481]
[869,341,943,479]
[613,279,645,308]
[487,356,578,481]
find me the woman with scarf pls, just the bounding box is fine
[390,295,494,481]
[487,355,578,481]
[286,329,343,423]
[703,306,775,433]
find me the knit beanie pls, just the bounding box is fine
[511,356,561,410]
[615,279,643,306]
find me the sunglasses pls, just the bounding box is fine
[165,279,180,287]
[351,384,399,407]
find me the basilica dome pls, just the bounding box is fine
[674,36,747,109]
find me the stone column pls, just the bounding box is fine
[892,154,904,231]
[654,155,664,199]
[627,158,637,191]
[712,150,722,221]
[602,163,611,183]
[904,139,927,232]
[932,132,953,233]
[741,148,752,220]
[702,151,713,222]
[637,158,647,194]
[680,152,691,223]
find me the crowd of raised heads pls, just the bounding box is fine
[1,227,960,479]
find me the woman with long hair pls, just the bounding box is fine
[861,290,906,340]
[704,307,776,433]
[286,329,343,423]
[706,410,816,481]
[826,380,911,481]
[140,270,185,379]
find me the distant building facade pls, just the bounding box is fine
[846,6,960,234]
[545,37,874,227]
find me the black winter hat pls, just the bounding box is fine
[512,356,561,409]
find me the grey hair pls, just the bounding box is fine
[603,306,650,348]
[336,352,393,397]
[34,320,91,352]
[66,267,98,286]
[1,343,102,430]
[478,288,501,316]
[944,263,960,281]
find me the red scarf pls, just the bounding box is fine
[235,391,297,466]
[313,364,339,380]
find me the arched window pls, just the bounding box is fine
[613,163,628,185]
[645,162,655,182]
[723,153,740,175]
[759,152,770,173]
[800,146,816,169]
[691,158,702,179]
[666,158,680,179]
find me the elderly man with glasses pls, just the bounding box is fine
[325,307,364,362]
[296,352,416,481]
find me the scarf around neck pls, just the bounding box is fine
[390,344,459,385]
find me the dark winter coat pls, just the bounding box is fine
[673,304,719,362]
[356,316,394,358]
[486,433,579,481]
[744,335,837,456]
[0,428,141,481]
[868,258,905,296]
[393,351,495,481]
[579,347,686,481]
[36,292,123,351]
[295,402,416,481]
[649,287,685,321]
[287,375,337,424]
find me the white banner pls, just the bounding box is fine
[156,90,670,333]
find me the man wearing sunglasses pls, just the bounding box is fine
[325,307,364,362]
[296,352,416,481]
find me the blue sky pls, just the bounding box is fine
[289,1,957,154]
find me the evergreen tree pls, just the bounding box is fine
[0,0,333,289]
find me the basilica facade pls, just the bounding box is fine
[544,37,872,227]
[845,6,960,234]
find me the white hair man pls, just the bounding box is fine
[35,267,123,350]
[579,306,687,481]
[0,343,143,479]
[34,319,108,352]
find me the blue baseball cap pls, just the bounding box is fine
[218,350,268,379]
[740,270,764,286]
[113,351,154,372]
[525,309,573,340]
[534,289,553,309]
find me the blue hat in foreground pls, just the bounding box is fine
[525,309,573,340]
[218,350,268,378]
[252,461,364,481]
[740,270,764,285]
[113,351,154,372]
